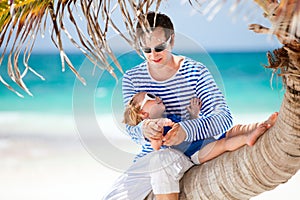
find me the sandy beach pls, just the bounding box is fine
[0,113,299,200]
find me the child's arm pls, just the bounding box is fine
[187,98,202,119]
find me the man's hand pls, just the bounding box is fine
[162,123,187,146]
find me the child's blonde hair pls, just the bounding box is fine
[123,93,144,126]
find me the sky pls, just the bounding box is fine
[74,1,280,52]
[2,1,282,54]
[157,0,281,52]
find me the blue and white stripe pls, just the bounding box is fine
[122,56,233,159]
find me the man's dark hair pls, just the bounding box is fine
[136,11,174,39]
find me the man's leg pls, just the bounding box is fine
[103,155,154,200]
[149,149,193,200]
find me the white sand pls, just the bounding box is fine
[0,112,299,199]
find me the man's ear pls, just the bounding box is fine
[139,110,149,119]
[170,34,175,48]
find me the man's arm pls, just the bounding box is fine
[163,66,233,146]
[180,67,233,142]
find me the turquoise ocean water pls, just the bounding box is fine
[0,51,284,116]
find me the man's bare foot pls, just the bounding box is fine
[247,123,270,146]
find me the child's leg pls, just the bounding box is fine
[192,136,249,164]
[191,123,270,164]
[226,123,260,137]
[191,139,227,164]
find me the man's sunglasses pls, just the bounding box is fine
[140,36,171,54]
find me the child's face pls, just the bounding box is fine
[139,93,165,119]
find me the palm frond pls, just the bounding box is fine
[53,0,163,81]
[249,0,300,44]
[1,0,300,96]
[188,0,300,44]
[0,0,164,96]
[0,0,51,96]
[246,0,300,44]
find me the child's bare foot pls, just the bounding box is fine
[247,123,270,146]
[246,112,278,146]
[264,112,278,127]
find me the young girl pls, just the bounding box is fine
[124,92,202,151]
[124,91,278,164]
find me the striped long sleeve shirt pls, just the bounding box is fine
[122,56,233,159]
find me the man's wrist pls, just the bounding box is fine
[176,123,187,142]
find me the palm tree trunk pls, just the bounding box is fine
[178,44,300,199]
[145,44,300,200]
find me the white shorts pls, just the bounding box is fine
[103,148,193,200]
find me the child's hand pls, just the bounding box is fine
[187,98,202,119]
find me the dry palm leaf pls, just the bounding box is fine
[187,0,300,44]
[249,0,300,44]
[1,0,299,96]
[0,0,164,96]
[0,0,51,97]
